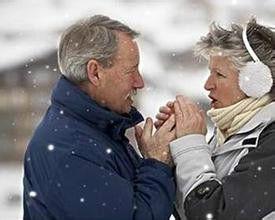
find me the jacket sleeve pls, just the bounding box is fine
[172,123,275,220]
[44,153,175,220]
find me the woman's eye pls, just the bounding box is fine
[217,72,225,78]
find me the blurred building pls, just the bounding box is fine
[0,52,59,161]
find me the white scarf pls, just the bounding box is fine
[207,95,272,145]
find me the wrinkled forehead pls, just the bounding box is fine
[207,47,231,58]
[209,54,238,72]
[115,33,139,62]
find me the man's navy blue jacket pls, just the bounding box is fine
[23,76,176,220]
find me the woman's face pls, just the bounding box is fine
[204,55,246,109]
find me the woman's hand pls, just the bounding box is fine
[174,95,207,138]
[135,115,176,167]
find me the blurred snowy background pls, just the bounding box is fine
[0,0,274,219]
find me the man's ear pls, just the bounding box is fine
[86,59,101,86]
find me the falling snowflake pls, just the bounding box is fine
[80,197,85,203]
[206,213,213,220]
[29,191,37,198]
[257,166,262,171]
[47,144,55,151]
[106,148,112,154]
[60,110,64,115]
[231,0,237,5]
[89,139,93,143]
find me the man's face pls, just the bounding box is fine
[204,55,246,109]
[95,32,144,114]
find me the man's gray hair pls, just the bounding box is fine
[57,15,139,82]
[195,17,275,96]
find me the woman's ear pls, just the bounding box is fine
[86,59,100,86]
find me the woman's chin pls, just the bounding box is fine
[211,101,222,109]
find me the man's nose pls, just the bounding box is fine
[134,72,144,89]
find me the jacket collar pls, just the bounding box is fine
[51,76,144,140]
[235,101,275,135]
[210,102,275,156]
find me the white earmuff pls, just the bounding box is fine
[239,25,273,98]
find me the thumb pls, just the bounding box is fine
[135,125,143,137]
[134,125,143,142]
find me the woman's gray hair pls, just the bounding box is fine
[195,17,275,97]
[57,15,139,83]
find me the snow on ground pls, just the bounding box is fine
[0,163,23,220]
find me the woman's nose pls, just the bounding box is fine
[204,75,215,91]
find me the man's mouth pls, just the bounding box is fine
[126,90,137,102]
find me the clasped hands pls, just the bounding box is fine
[135,95,207,166]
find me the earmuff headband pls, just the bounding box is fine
[242,25,260,62]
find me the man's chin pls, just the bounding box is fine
[114,103,132,115]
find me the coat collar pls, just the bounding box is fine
[210,102,275,156]
[51,76,144,140]
[235,102,275,135]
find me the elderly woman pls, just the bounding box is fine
[154,18,275,220]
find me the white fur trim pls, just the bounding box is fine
[239,61,273,98]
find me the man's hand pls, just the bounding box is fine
[154,101,174,129]
[174,95,207,138]
[135,115,176,166]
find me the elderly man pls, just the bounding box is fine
[23,15,176,220]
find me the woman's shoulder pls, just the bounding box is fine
[257,121,275,147]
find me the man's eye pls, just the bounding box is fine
[125,69,136,74]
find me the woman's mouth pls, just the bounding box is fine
[209,96,218,107]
